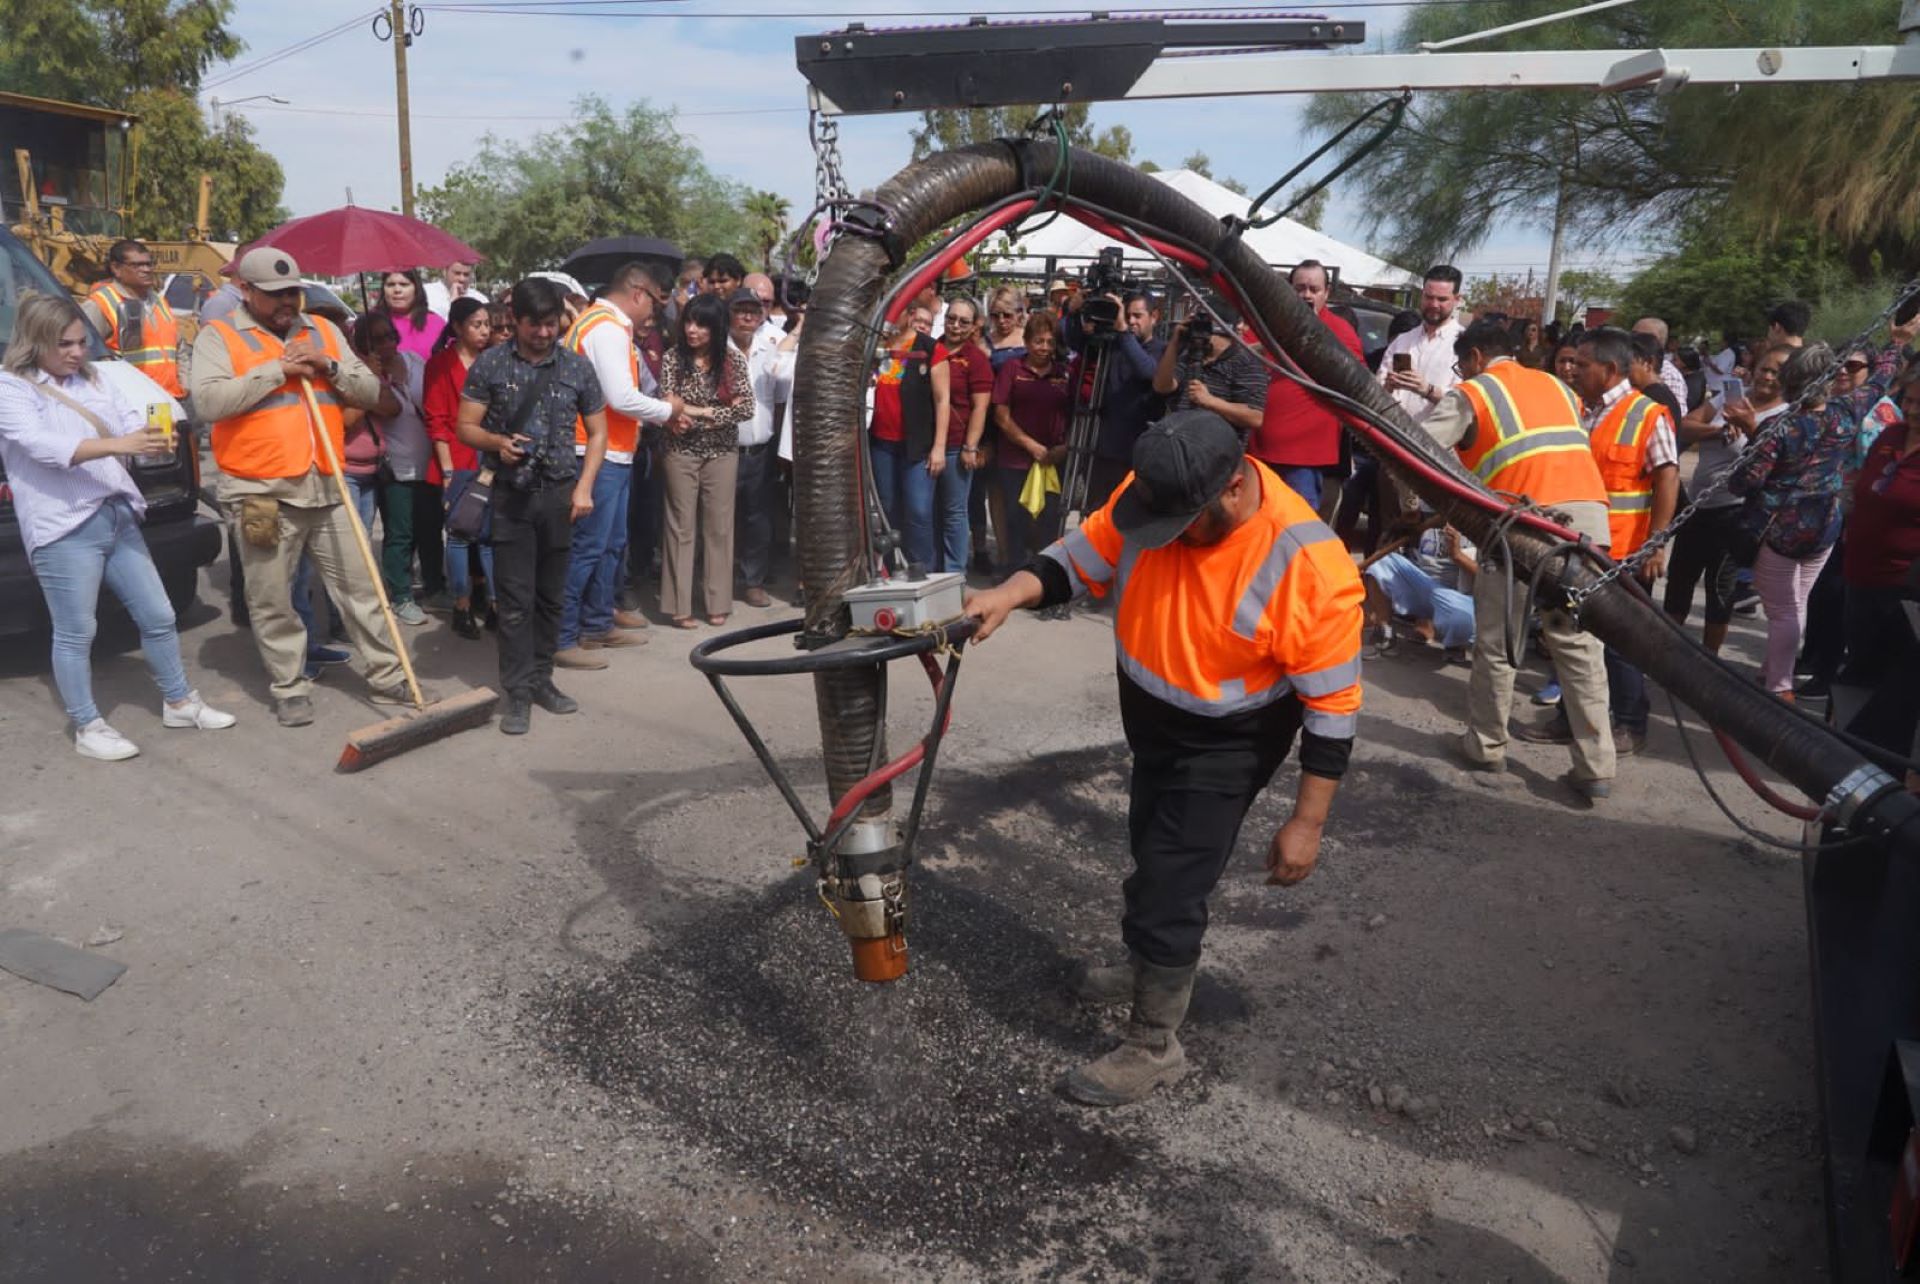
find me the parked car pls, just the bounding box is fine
[0,226,221,638]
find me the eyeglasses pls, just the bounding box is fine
[119,259,155,270]
[990,311,1016,320]
[1843,361,1871,373]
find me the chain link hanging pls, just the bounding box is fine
[1566,277,1920,614]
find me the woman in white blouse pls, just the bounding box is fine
[0,292,235,760]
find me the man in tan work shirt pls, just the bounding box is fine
[189,247,420,727]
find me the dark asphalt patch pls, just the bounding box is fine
[530,746,1283,1276]
[0,1131,712,1283]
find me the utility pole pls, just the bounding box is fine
[1541,175,1567,328]
[379,2,419,216]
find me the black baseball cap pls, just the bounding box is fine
[1111,410,1246,549]
[728,287,764,312]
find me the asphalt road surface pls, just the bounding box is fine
[0,556,1828,1282]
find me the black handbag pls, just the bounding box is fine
[444,467,494,543]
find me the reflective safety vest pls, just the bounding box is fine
[205,318,349,481]
[1041,460,1365,739]
[564,302,640,456]
[88,283,183,397]
[1454,360,1607,510]
[1589,389,1670,557]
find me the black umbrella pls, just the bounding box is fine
[560,236,684,294]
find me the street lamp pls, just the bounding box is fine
[208,95,288,129]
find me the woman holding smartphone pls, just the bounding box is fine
[0,292,236,759]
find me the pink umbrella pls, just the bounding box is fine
[232,205,480,277]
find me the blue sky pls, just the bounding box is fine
[202,1,1656,280]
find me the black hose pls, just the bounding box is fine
[793,139,1920,845]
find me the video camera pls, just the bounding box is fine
[1079,247,1128,332]
[1181,311,1215,364]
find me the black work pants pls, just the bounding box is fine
[491,482,573,697]
[1798,535,1848,681]
[1663,504,1744,626]
[1120,701,1297,969]
[1840,584,1920,757]
[625,441,665,598]
[734,442,778,589]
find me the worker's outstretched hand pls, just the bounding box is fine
[962,585,1019,643]
[1265,815,1324,886]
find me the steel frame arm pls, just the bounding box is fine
[801,15,1920,116]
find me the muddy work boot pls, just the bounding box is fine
[1060,959,1196,1107]
[1070,954,1139,1006]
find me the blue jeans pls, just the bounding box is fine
[921,451,967,571]
[1276,465,1322,508]
[870,437,913,544]
[1604,645,1649,734]
[559,460,631,648]
[30,497,189,727]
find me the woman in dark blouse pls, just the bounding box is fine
[659,293,754,627]
[990,311,1071,571]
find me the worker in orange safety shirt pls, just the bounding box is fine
[965,409,1365,1107]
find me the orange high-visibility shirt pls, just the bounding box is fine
[1454,361,1607,509]
[1041,459,1364,740]
[204,317,348,481]
[1589,390,1670,557]
[88,283,184,398]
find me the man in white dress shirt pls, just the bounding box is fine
[424,260,488,318]
[552,262,681,668]
[1378,265,1465,423]
[728,285,798,606]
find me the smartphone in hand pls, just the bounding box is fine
[1721,376,1746,406]
[1392,352,1413,374]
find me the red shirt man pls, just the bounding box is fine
[1251,260,1363,507]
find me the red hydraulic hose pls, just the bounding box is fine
[825,652,951,833]
[883,200,1035,325]
[1712,727,1826,821]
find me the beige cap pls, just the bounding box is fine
[1047,278,1071,293]
[236,246,304,292]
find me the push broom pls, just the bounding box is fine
[299,377,496,770]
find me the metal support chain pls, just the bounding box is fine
[1567,277,1920,613]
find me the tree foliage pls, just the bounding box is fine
[909,104,1133,162]
[127,90,285,242]
[419,97,754,282]
[744,190,791,272]
[1614,216,1860,341]
[0,0,283,242]
[1307,0,1920,266]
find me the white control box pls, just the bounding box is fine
[842,572,967,632]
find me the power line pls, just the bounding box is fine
[202,9,384,91]
[241,102,806,121]
[419,1,1446,17]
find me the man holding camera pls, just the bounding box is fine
[1151,310,1267,439]
[1063,288,1167,510]
[457,277,611,736]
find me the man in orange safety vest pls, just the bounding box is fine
[966,409,1364,1107]
[189,247,414,728]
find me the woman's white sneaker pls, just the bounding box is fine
[75,719,140,761]
[162,691,238,730]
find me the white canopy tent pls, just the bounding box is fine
[984,168,1418,293]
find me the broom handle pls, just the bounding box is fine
[299,375,427,710]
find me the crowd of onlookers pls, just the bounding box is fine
[5,227,1916,774]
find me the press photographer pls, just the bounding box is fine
[1150,303,1267,437]
[1063,261,1166,510]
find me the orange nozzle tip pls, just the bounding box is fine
[849,932,910,983]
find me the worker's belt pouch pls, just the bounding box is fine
[445,468,495,544]
[239,495,280,549]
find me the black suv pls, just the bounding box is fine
[0,227,221,638]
